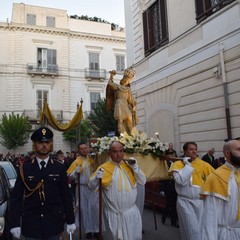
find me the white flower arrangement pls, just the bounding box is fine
[91,127,169,158]
[148,138,169,157]
[118,128,152,154]
[91,136,119,154]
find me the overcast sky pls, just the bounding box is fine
[1,0,125,27]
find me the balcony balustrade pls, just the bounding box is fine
[23,109,63,121]
[84,68,106,81]
[27,63,58,76]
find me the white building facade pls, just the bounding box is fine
[124,0,240,157]
[0,3,126,154]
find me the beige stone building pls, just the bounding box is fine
[0,3,126,154]
[124,0,240,157]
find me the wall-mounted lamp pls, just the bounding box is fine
[213,66,221,79]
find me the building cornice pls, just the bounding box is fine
[0,23,126,44]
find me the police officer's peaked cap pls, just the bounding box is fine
[31,127,53,142]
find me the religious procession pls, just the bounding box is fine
[1,65,237,240]
[1,1,240,240]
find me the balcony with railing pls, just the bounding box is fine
[23,109,63,121]
[84,68,106,81]
[27,63,58,76]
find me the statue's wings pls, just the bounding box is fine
[106,83,115,112]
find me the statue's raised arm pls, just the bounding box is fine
[106,67,138,135]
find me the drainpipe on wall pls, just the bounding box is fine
[219,42,232,139]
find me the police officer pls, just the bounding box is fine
[10,127,76,240]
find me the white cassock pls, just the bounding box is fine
[202,164,240,240]
[69,159,99,234]
[89,160,146,240]
[173,165,203,240]
[136,183,145,217]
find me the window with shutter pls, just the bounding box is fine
[27,14,36,25]
[89,53,99,70]
[46,16,55,27]
[89,53,100,78]
[116,55,125,72]
[47,49,57,73]
[142,0,168,56]
[90,92,100,110]
[195,0,235,23]
[37,48,57,74]
[36,90,48,117]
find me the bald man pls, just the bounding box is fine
[201,139,240,240]
[89,141,146,240]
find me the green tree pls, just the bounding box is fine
[63,99,118,146]
[62,119,98,146]
[0,113,31,150]
[88,98,118,137]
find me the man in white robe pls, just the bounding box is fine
[201,138,240,240]
[67,143,99,239]
[89,141,146,240]
[168,141,214,240]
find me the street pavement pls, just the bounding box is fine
[19,205,180,240]
[142,205,180,240]
[67,205,181,240]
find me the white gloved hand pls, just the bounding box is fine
[128,157,136,164]
[96,168,104,179]
[128,157,138,171]
[75,166,81,173]
[67,223,76,234]
[10,227,21,238]
[183,157,191,166]
[159,191,165,197]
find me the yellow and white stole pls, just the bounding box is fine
[93,161,136,191]
[169,158,214,186]
[201,164,240,220]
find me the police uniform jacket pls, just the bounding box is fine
[10,158,75,239]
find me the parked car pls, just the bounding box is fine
[0,161,17,191]
[0,165,12,240]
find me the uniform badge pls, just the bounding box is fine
[42,128,46,135]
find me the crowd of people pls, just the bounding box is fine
[1,125,239,240]
[166,139,240,240]
[8,127,147,240]
[160,142,226,230]
[0,150,78,170]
